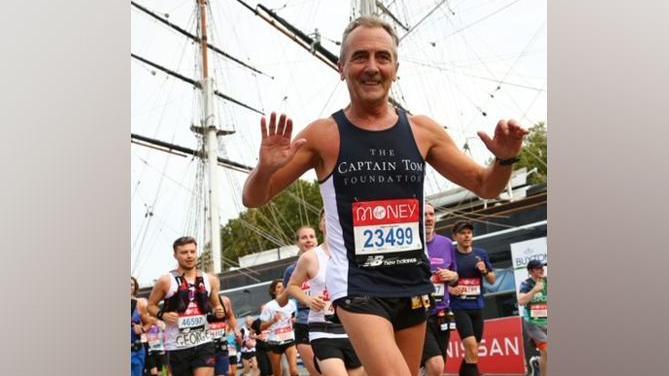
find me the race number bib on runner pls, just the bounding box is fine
[459,278,481,296]
[352,199,422,255]
[208,321,227,339]
[274,326,294,342]
[178,314,207,332]
[530,304,548,318]
[432,283,445,297]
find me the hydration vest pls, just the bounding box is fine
[160,270,212,315]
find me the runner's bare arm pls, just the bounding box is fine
[518,280,543,305]
[413,115,527,199]
[137,298,155,330]
[146,275,169,317]
[287,252,323,310]
[260,314,280,331]
[208,273,226,319]
[220,295,239,334]
[242,113,321,208]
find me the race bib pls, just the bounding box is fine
[530,304,548,318]
[275,326,293,342]
[459,278,481,296]
[208,321,227,339]
[352,199,422,255]
[322,289,335,316]
[432,283,445,297]
[178,314,207,332]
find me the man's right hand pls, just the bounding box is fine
[258,112,307,173]
[533,279,545,292]
[449,285,466,296]
[436,268,458,282]
[308,295,326,312]
[162,312,179,326]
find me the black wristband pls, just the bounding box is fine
[156,311,164,320]
[496,156,520,166]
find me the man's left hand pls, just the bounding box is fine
[477,119,528,160]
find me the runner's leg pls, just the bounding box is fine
[337,309,412,376]
[316,358,348,376]
[394,322,427,376]
[284,345,299,376]
[297,344,319,375]
[269,351,283,376]
[539,349,547,376]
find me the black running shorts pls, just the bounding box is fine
[293,323,311,345]
[453,310,484,342]
[268,340,295,354]
[241,351,256,360]
[167,342,216,376]
[311,337,362,372]
[421,314,451,365]
[333,295,430,331]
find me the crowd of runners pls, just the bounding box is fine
[131,16,547,376]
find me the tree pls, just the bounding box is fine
[517,122,547,185]
[201,179,323,271]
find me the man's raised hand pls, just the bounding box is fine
[477,119,528,160]
[258,112,307,172]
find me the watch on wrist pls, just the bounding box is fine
[496,156,520,166]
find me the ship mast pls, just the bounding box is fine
[197,0,222,274]
[358,0,377,17]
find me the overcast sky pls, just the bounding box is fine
[131,0,547,286]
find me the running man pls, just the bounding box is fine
[131,276,151,376]
[242,16,526,376]
[250,314,273,376]
[518,260,548,376]
[282,225,319,376]
[279,209,364,376]
[448,221,496,376]
[421,203,458,376]
[208,293,239,376]
[145,318,168,376]
[260,280,299,376]
[240,324,259,376]
[226,328,241,376]
[146,236,228,376]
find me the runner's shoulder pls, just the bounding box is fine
[519,279,534,292]
[155,273,174,287]
[408,114,443,131]
[473,247,489,257]
[301,117,337,137]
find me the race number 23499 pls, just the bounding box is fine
[352,199,422,255]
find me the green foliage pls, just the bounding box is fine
[517,122,547,185]
[218,179,323,270]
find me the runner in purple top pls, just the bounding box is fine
[421,203,459,376]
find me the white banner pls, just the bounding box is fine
[510,237,547,317]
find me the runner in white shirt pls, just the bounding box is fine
[279,209,364,376]
[260,280,299,376]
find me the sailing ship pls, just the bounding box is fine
[131,0,547,286]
